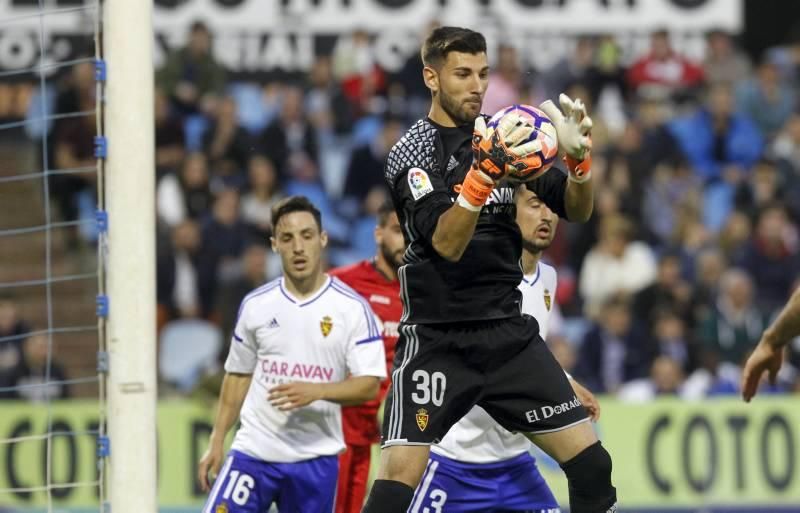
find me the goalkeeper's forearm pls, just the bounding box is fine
[209,372,252,446]
[432,203,481,262]
[564,174,593,222]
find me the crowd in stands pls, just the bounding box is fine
[4,21,800,401]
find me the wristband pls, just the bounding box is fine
[565,153,592,184]
[458,167,494,208]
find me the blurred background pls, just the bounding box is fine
[0,0,798,511]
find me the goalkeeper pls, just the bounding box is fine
[361,26,616,513]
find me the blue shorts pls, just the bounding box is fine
[409,452,561,513]
[202,450,338,513]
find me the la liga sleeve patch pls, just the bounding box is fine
[408,168,434,200]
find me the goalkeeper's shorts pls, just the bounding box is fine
[381,314,588,446]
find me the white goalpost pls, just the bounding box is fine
[103,0,158,511]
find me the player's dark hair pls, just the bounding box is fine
[271,196,322,234]
[421,26,486,68]
[190,20,209,34]
[377,197,396,227]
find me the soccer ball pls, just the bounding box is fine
[487,104,559,182]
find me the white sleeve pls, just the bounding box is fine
[156,174,186,228]
[224,302,258,374]
[345,304,387,379]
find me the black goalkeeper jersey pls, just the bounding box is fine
[385,117,571,325]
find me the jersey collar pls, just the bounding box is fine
[279,275,333,307]
[520,263,541,287]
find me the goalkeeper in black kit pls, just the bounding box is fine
[360,27,617,513]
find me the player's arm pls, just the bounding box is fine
[742,286,800,402]
[268,376,381,411]
[568,376,600,422]
[434,116,544,261]
[563,171,594,222]
[198,372,252,492]
[431,203,481,262]
[540,94,594,222]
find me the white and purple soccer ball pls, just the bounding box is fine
[487,104,559,181]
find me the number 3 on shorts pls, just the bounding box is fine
[411,370,446,406]
[222,470,255,505]
[423,489,448,513]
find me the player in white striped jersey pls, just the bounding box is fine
[198,196,387,513]
[413,185,600,513]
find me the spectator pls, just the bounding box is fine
[772,113,800,180]
[0,333,69,401]
[342,116,403,213]
[548,336,578,375]
[543,36,598,104]
[51,61,97,247]
[166,220,203,319]
[0,296,28,375]
[689,247,727,321]
[642,160,702,244]
[203,96,254,182]
[633,251,694,334]
[736,57,796,140]
[331,29,385,116]
[155,88,186,175]
[482,44,526,116]
[670,82,764,231]
[618,355,687,401]
[216,244,268,344]
[258,86,318,182]
[669,82,764,185]
[696,269,768,366]
[579,214,658,317]
[626,29,704,100]
[240,155,283,240]
[627,97,682,174]
[734,158,789,219]
[736,203,800,313]
[652,309,696,372]
[392,21,440,121]
[156,21,226,114]
[574,294,651,393]
[305,56,354,135]
[157,152,214,228]
[717,210,752,263]
[197,189,250,317]
[703,29,752,85]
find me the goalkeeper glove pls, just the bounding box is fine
[539,94,593,183]
[460,115,545,211]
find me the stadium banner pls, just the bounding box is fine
[0,397,797,509]
[0,0,743,80]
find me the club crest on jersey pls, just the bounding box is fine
[408,168,433,200]
[216,503,228,513]
[544,289,552,311]
[320,316,333,337]
[416,408,429,431]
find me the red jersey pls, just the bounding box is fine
[330,260,401,445]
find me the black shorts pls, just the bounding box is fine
[382,315,588,446]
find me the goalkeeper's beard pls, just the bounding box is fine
[438,89,480,126]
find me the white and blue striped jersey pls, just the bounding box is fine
[225,275,387,463]
[432,263,558,463]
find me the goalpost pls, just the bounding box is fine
[104,0,157,511]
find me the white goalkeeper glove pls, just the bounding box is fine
[539,94,593,183]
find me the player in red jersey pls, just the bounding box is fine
[330,200,405,513]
